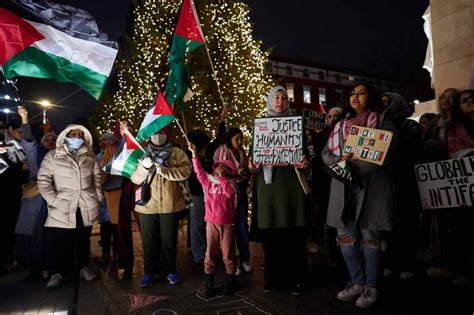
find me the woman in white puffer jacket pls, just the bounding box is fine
[38,124,103,289]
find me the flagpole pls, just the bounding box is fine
[173,117,189,143]
[202,40,227,111]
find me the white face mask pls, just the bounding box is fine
[65,137,84,150]
[151,134,167,146]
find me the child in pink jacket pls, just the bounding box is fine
[188,141,238,297]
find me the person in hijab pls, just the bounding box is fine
[131,127,192,288]
[38,124,102,289]
[249,86,310,296]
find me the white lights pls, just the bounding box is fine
[4,95,11,100]
[3,108,11,113]
[96,0,274,139]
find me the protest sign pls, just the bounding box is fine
[252,116,304,166]
[343,126,393,165]
[415,156,474,210]
[303,109,327,130]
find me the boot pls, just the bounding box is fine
[205,274,216,297]
[224,273,238,295]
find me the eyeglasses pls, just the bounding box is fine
[460,96,473,104]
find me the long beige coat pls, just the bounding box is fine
[131,146,192,214]
[38,125,103,229]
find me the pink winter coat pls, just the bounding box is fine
[192,158,237,224]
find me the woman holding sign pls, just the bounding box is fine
[322,84,397,308]
[249,86,310,296]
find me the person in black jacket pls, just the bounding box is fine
[381,92,423,280]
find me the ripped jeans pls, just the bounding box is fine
[337,226,386,288]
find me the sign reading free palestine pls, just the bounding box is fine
[252,116,304,166]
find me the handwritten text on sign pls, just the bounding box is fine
[343,126,393,165]
[415,156,474,210]
[303,109,327,130]
[253,116,304,165]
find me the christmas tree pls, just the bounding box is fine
[94,0,274,139]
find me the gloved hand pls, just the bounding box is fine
[139,156,153,169]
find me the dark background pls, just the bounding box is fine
[1,0,432,131]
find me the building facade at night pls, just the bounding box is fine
[268,57,434,114]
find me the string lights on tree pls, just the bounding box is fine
[93,0,274,139]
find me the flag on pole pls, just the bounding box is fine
[136,90,176,142]
[107,128,145,178]
[0,7,118,100]
[164,0,205,110]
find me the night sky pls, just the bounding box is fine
[1,0,432,131]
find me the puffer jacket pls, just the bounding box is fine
[38,124,103,229]
[131,145,192,214]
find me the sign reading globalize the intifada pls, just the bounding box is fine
[252,116,304,166]
[415,156,474,210]
[343,126,393,166]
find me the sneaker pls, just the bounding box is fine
[426,267,451,279]
[241,262,253,273]
[400,272,414,280]
[336,282,365,302]
[307,242,319,254]
[79,267,97,281]
[167,273,180,285]
[46,273,62,289]
[205,274,216,297]
[122,268,133,280]
[355,286,379,308]
[291,284,305,296]
[223,274,238,295]
[140,275,155,288]
[235,268,243,276]
[452,275,470,286]
[264,284,278,294]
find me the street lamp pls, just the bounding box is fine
[39,100,51,125]
[3,108,11,124]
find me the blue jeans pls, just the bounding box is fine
[337,226,385,288]
[190,196,206,263]
[235,194,250,263]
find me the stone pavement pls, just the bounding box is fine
[1,221,474,314]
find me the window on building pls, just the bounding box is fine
[318,71,325,81]
[286,65,293,76]
[265,62,273,73]
[335,89,344,106]
[303,68,309,78]
[318,87,326,106]
[335,74,341,83]
[286,83,295,102]
[303,86,311,104]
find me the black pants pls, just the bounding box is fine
[100,221,116,255]
[46,210,92,273]
[263,227,309,288]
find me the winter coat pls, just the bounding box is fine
[192,158,237,224]
[131,146,192,214]
[322,108,398,231]
[38,124,103,229]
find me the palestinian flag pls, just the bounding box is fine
[0,7,117,100]
[108,127,145,178]
[164,0,205,110]
[136,90,175,142]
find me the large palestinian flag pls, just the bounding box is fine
[164,0,205,110]
[0,7,117,100]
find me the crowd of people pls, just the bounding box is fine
[0,85,472,309]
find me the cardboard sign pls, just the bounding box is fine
[415,156,474,210]
[303,109,327,130]
[252,116,304,166]
[343,126,393,165]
